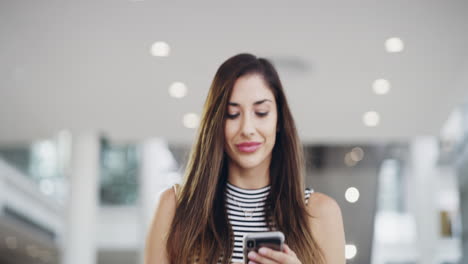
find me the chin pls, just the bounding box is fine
[234,156,266,170]
[237,162,261,170]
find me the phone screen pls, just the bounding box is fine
[243,232,284,264]
[248,237,282,251]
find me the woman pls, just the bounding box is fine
[145,53,345,264]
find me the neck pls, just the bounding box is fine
[227,157,271,189]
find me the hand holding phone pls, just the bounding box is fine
[242,231,285,264]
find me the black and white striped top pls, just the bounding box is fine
[224,182,314,263]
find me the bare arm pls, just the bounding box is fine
[307,192,346,264]
[144,186,177,264]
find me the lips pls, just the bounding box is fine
[236,142,262,153]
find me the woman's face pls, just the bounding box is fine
[224,74,278,170]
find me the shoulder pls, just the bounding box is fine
[147,184,178,234]
[159,185,178,209]
[153,185,179,221]
[306,192,342,219]
[165,183,179,202]
[305,192,346,263]
[144,185,178,264]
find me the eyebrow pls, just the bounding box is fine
[228,99,272,107]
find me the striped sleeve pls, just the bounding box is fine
[305,187,314,205]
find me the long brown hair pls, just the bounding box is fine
[167,53,323,263]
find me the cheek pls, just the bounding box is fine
[224,121,236,141]
[264,115,278,138]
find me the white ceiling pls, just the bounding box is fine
[1,0,467,145]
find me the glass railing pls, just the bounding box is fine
[371,104,467,264]
[0,132,70,204]
[99,138,139,206]
[0,133,140,206]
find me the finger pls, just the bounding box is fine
[248,250,278,264]
[283,244,291,253]
[255,247,290,263]
[248,251,278,264]
[283,244,297,257]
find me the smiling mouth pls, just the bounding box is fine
[236,142,262,153]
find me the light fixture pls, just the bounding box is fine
[345,187,360,203]
[385,37,404,53]
[169,82,188,98]
[344,152,358,167]
[350,147,364,162]
[345,244,357,259]
[150,41,170,57]
[183,113,200,129]
[363,111,380,127]
[372,79,391,95]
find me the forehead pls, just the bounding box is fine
[229,74,275,104]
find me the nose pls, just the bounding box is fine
[241,112,256,137]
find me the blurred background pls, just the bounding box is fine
[1,0,468,263]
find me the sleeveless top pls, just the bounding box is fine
[176,183,314,264]
[224,182,314,263]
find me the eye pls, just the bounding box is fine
[256,112,269,117]
[226,113,240,119]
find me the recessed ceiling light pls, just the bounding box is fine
[385,37,404,53]
[350,147,364,162]
[183,113,200,129]
[372,79,391,95]
[345,244,357,259]
[363,111,380,127]
[344,152,358,167]
[169,82,188,98]
[345,187,360,203]
[150,41,170,57]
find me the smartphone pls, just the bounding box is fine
[242,231,285,264]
